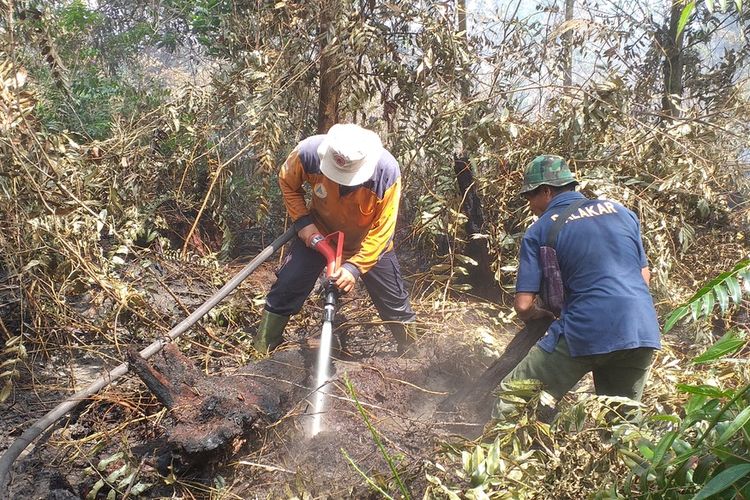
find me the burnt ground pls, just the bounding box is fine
[2,215,744,499]
[0,251,519,499]
[233,317,501,499]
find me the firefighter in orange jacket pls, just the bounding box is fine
[253,124,417,354]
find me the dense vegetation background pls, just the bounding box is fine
[1,0,749,498]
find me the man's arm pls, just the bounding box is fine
[278,149,320,244]
[630,210,651,288]
[641,266,651,286]
[514,292,555,321]
[515,231,555,322]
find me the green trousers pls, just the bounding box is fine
[495,336,655,415]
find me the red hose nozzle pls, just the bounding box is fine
[309,232,343,277]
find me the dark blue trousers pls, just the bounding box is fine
[265,237,416,322]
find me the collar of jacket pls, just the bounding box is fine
[542,191,587,216]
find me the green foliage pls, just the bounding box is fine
[19,1,171,139]
[2,1,750,496]
[58,0,104,31]
[691,330,747,363]
[629,264,750,498]
[66,72,126,138]
[427,384,629,498]
[685,0,745,33]
[428,336,749,499]
[610,346,749,498]
[188,0,233,54]
[13,0,747,303]
[664,260,750,333]
[0,45,229,348]
[84,450,152,499]
[677,1,696,40]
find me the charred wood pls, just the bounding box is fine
[453,155,500,300]
[127,344,306,457]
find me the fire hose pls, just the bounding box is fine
[0,226,296,496]
[307,231,343,437]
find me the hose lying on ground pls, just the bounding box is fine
[0,226,296,496]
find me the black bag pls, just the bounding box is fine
[539,199,587,317]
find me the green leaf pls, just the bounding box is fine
[97,452,124,471]
[87,478,105,500]
[736,0,743,13]
[668,260,750,333]
[650,414,682,424]
[706,0,715,12]
[726,276,742,303]
[664,305,689,333]
[672,438,692,456]
[716,406,750,446]
[719,0,728,11]
[741,268,750,292]
[674,457,694,487]
[702,291,715,317]
[485,441,501,475]
[692,330,747,364]
[692,463,750,500]
[693,454,716,485]
[676,1,695,40]
[638,440,655,460]
[714,284,729,312]
[652,431,677,466]
[129,482,152,496]
[690,299,702,321]
[677,384,727,398]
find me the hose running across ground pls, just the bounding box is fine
[0,226,296,496]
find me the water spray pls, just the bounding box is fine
[308,232,343,437]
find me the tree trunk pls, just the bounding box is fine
[456,0,470,100]
[317,0,341,133]
[454,156,499,300]
[562,0,574,88]
[452,2,496,299]
[662,0,685,119]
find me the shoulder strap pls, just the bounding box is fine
[545,198,588,248]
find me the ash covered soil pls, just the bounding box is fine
[236,316,507,499]
[1,255,519,499]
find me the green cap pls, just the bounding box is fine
[519,155,578,195]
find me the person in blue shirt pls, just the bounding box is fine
[495,155,661,416]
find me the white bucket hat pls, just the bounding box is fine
[317,124,383,186]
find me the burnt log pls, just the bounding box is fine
[127,344,306,456]
[437,317,554,413]
[453,156,500,300]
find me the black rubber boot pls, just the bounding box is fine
[253,310,290,355]
[388,322,419,355]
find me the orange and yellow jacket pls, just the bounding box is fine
[279,135,402,278]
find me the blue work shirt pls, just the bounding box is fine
[516,191,661,356]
